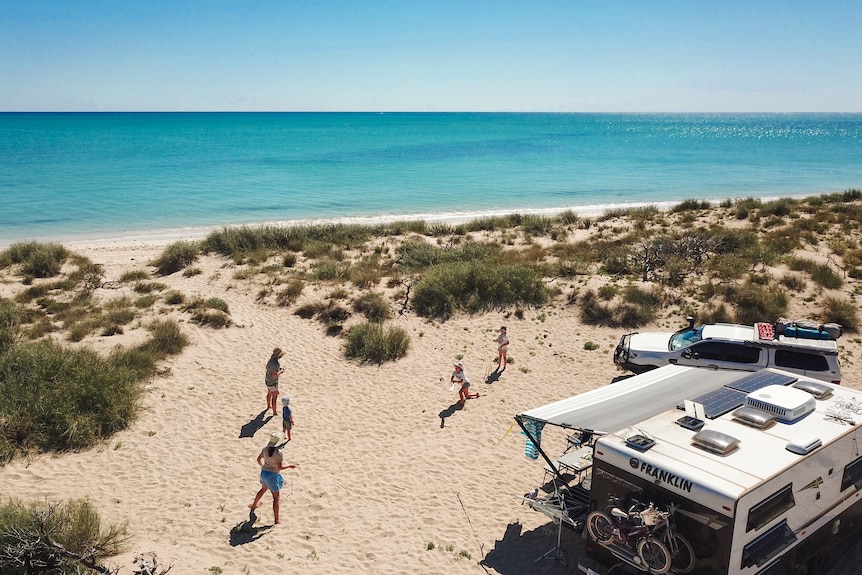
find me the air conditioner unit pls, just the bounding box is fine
[745,385,815,423]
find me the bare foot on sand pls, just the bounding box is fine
[248,503,260,509]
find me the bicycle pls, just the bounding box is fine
[587,499,695,574]
[650,502,695,573]
[587,503,672,574]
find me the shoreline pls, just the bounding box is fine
[1,192,820,249]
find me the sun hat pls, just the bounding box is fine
[282,396,291,405]
[454,361,464,369]
[268,431,284,446]
[272,347,284,358]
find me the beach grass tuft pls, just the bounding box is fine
[344,321,410,364]
[275,279,305,306]
[412,262,548,320]
[151,240,200,276]
[820,296,859,333]
[0,498,130,573]
[352,292,392,323]
[0,241,70,278]
[0,314,187,463]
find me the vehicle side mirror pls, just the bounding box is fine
[681,350,692,359]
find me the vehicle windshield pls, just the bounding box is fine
[669,326,704,351]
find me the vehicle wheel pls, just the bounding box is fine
[669,533,695,573]
[637,536,672,574]
[586,511,615,546]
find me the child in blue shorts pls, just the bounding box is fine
[282,396,294,441]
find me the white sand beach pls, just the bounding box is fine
[2,236,861,575]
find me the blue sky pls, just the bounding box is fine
[1,1,860,112]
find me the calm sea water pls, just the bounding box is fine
[1,112,860,246]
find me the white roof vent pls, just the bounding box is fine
[692,429,741,456]
[786,435,822,455]
[732,406,776,429]
[793,380,833,400]
[745,385,815,423]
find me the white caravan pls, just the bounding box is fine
[517,365,862,575]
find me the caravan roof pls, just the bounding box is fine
[518,365,749,434]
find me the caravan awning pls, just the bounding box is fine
[517,365,747,434]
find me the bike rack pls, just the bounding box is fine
[605,541,651,572]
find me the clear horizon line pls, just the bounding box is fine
[2,110,862,115]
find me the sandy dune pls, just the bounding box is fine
[2,238,861,575]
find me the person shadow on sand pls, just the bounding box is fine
[239,410,273,438]
[229,509,273,546]
[438,400,467,428]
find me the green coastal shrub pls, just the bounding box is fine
[350,256,384,288]
[119,269,150,282]
[809,264,843,290]
[276,279,305,306]
[190,309,232,328]
[761,197,797,217]
[780,273,808,292]
[344,321,410,364]
[670,199,711,213]
[412,262,548,320]
[397,241,503,272]
[318,304,351,325]
[295,302,325,319]
[144,318,190,357]
[151,240,200,275]
[183,296,229,314]
[202,224,374,258]
[0,340,143,461]
[0,313,187,464]
[820,296,859,333]
[579,289,656,328]
[0,498,129,574]
[314,258,349,281]
[728,283,788,325]
[0,299,23,352]
[133,281,168,294]
[0,241,69,278]
[353,292,392,323]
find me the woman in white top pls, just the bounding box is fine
[452,362,479,403]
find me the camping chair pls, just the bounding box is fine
[565,429,594,452]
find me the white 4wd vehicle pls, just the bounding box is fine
[613,318,842,384]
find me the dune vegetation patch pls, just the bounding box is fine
[0,497,131,574]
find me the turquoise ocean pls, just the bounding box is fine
[1,112,860,246]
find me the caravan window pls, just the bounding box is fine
[841,456,862,491]
[742,520,797,569]
[747,484,795,532]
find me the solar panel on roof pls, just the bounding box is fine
[726,371,797,393]
[689,387,748,419]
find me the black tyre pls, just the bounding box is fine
[669,533,696,573]
[637,536,672,574]
[586,511,615,546]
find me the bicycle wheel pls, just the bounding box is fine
[637,536,672,574]
[669,533,695,573]
[586,511,615,546]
